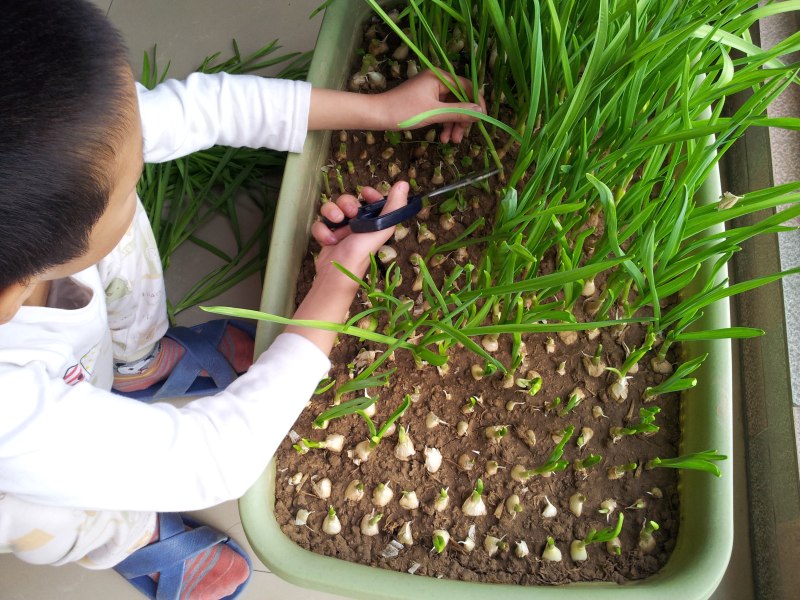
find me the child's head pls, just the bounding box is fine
[0,0,143,323]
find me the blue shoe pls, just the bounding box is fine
[116,319,256,402]
[113,512,252,600]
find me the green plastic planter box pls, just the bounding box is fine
[241,2,733,598]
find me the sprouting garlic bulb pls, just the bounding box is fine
[294,508,311,526]
[324,433,345,453]
[456,421,469,436]
[397,521,414,545]
[434,488,450,512]
[377,245,397,264]
[599,498,618,520]
[570,539,588,562]
[361,512,383,536]
[432,529,450,553]
[608,376,630,402]
[394,223,409,242]
[344,480,365,502]
[542,537,562,562]
[484,535,503,557]
[424,447,442,474]
[514,540,530,558]
[399,490,420,510]
[459,524,477,552]
[353,440,373,464]
[395,426,416,461]
[426,411,445,429]
[569,492,586,517]
[373,482,394,507]
[505,494,522,517]
[541,496,558,518]
[322,508,341,536]
[312,477,332,499]
[458,452,477,471]
[606,536,622,556]
[481,334,499,352]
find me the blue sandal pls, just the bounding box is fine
[117,319,256,402]
[113,512,252,600]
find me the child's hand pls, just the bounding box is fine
[311,181,409,280]
[378,69,486,144]
[288,182,409,354]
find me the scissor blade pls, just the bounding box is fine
[427,168,500,200]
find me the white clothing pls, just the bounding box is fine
[0,73,329,565]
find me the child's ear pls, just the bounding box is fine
[0,282,30,325]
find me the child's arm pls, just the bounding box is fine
[0,184,407,512]
[137,69,484,164]
[286,181,409,354]
[308,70,485,144]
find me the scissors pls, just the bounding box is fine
[321,168,499,233]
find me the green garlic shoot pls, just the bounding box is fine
[505,494,523,517]
[484,535,508,557]
[395,425,416,461]
[544,396,562,415]
[344,480,365,502]
[582,346,606,378]
[462,395,482,414]
[645,450,727,477]
[610,407,661,442]
[399,490,420,510]
[434,487,450,512]
[576,427,594,450]
[643,354,707,402]
[461,478,487,517]
[542,536,562,562]
[512,425,575,481]
[322,506,341,536]
[515,374,543,396]
[558,388,585,417]
[569,493,586,517]
[573,454,602,477]
[484,425,509,441]
[432,529,450,554]
[639,520,660,553]
[571,513,624,562]
[598,498,618,521]
[626,498,647,510]
[360,511,383,536]
[607,462,638,480]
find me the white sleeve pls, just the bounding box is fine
[137,72,312,163]
[0,333,330,512]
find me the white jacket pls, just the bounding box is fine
[0,73,330,512]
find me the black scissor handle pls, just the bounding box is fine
[321,194,424,233]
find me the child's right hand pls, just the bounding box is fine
[310,181,409,280]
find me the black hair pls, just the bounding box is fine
[0,0,134,289]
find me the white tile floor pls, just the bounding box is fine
[0,1,771,598]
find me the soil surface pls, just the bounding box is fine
[273,15,679,586]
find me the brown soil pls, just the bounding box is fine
[272,16,679,586]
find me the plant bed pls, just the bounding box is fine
[226,1,800,598]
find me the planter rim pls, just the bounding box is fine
[242,2,734,598]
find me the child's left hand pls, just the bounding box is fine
[376,69,486,144]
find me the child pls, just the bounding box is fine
[0,1,484,598]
